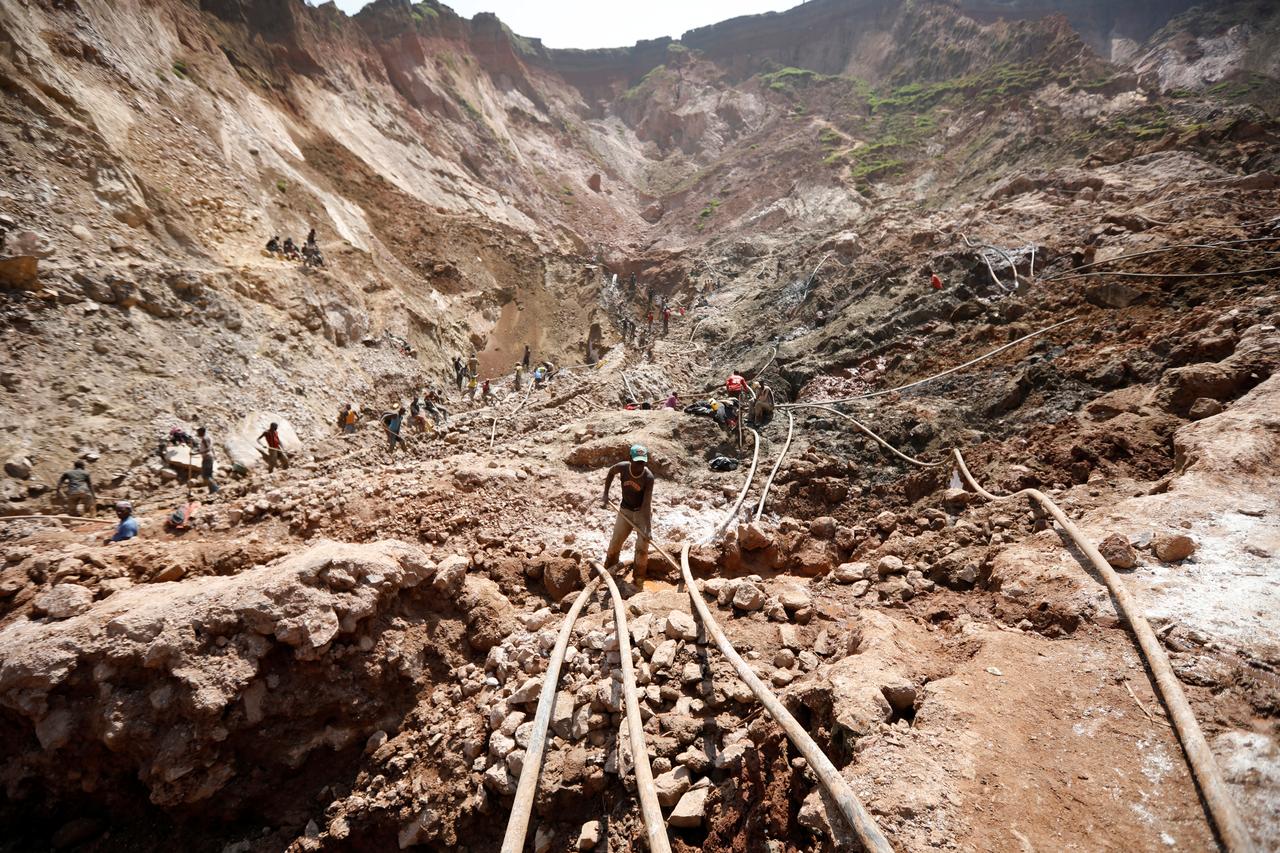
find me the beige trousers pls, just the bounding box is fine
[605,507,650,578]
[64,492,92,516]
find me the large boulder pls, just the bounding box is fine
[8,231,53,258]
[668,785,709,828]
[461,576,516,652]
[1151,362,1250,416]
[737,521,773,551]
[1085,282,1143,309]
[1097,534,1137,570]
[0,540,436,808]
[543,557,583,601]
[164,444,206,474]
[0,256,38,290]
[3,456,32,480]
[90,160,150,226]
[31,584,94,619]
[1147,324,1280,416]
[224,414,303,471]
[1153,533,1196,562]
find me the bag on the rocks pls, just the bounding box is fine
[709,456,739,472]
[684,403,713,417]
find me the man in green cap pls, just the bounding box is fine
[602,444,655,587]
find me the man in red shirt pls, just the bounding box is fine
[257,422,288,472]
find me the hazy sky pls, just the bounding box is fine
[313,1,803,49]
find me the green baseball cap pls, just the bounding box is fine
[629,444,649,463]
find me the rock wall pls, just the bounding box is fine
[0,540,463,818]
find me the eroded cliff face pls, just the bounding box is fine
[958,0,1203,59]
[0,0,1276,506]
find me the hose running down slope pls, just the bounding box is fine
[741,397,1255,851]
[950,449,1257,853]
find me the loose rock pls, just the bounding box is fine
[668,785,709,828]
[1098,533,1137,569]
[1153,533,1196,562]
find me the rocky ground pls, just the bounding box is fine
[2,0,1280,851]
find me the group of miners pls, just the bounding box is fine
[56,419,262,543]
[329,344,554,457]
[336,385,451,454]
[619,299,683,354]
[265,228,325,268]
[448,347,557,406]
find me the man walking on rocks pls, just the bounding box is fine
[423,389,449,425]
[602,444,654,589]
[751,381,775,427]
[382,407,406,455]
[452,355,465,393]
[339,404,359,434]
[196,427,220,493]
[256,422,288,472]
[56,460,95,516]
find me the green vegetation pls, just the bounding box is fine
[452,90,482,122]
[1208,75,1267,100]
[818,126,848,165]
[1077,73,1124,92]
[913,113,938,132]
[623,65,670,101]
[850,154,905,182]
[761,66,828,92]
[171,60,189,79]
[410,3,438,24]
[499,21,538,57]
[848,138,905,183]
[275,179,287,194]
[696,199,721,230]
[867,62,1050,112]
[1108,104,1175,139]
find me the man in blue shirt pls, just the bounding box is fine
[106,501,139,544]
[382,407,406,455]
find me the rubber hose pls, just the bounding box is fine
[753,411,794,521]
[501,577,602,853]
[591,562,673,853]
[952,449,1256,853]
[678,543,894,853]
